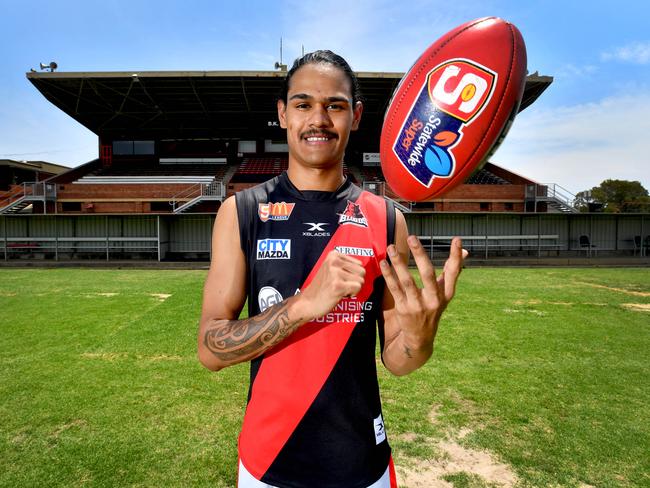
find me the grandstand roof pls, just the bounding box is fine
[0,159,70,174]
[27,70,552,141]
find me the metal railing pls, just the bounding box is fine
[362,180,412,213]
[525,183,577,212]
[0,182,57,213]
[362,181,385,196]
[171,180,224,212]
[543,183,576,207]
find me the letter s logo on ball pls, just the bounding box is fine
[428,60,496,123]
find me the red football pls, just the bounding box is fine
[380,17,527,201]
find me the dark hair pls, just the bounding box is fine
[278,50,362,105]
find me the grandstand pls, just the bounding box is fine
[12,69,560,215]
[0,67,646,262]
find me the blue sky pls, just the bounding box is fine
[1,0,648,194]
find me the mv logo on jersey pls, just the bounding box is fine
[392,59,497,187]
[258,201,295,222]
[256,239,291,259]
[337,201,368,227]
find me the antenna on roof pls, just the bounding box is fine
[39,61,58,72]
[274,38,287,71]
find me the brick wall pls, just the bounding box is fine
[441,184,525,200]
[57,183,195,199]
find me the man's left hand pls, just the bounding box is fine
[380,236,467,360]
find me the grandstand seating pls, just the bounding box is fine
[359,165,508,186]
[230,157,355,184]
[359,166,384,182]
[74,162,229,185]
[236,157,288,175]
[465,168,509,185]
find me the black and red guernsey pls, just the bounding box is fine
[235,172,395,488]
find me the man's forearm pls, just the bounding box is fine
[382,328,435,376]
[200,295,308,370]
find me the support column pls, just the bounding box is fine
[484,213,489,260]
[537,213,541,258]
[641,215,645,258]
[55,215,59,261]
[157,215,161,262]
[3,217,6,261]
[589,213,593,258]
[105,215,109,261]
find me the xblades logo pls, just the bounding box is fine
[305,222,328,231]
[302,222,330,237]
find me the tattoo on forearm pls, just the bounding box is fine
[203,299,303,364]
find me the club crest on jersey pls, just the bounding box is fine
[256,239,291,259]
[392,58,497,188]
[338,200,368,227]
[258,201,295,222]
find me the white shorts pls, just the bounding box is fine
[238,459,397,488]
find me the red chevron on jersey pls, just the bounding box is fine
[238,191,387,480]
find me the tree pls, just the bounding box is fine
[574,179,650,213]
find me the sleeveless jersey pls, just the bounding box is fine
[235,172,395,488]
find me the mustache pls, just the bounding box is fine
[301,129,337,139]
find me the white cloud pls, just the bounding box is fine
[601,41,650,64]
[278,0,482,72]
[554,63,597,80]
[492,90,650,194]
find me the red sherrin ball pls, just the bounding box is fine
[380,17,528,201]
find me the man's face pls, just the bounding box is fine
[277,63,363,169]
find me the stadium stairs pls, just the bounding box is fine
[170,165,237,213]
[0,183,56,214]
[531,183,578,213]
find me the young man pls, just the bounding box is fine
[198,51,466,488]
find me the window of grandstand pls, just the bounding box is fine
[264,140,288,152]
[61,202,82,211]
[112,140,155,155]
[134,141,155,155]
[238,140,256,153]
[480,202,492,211]
[412,201,435,211]
[504,202,514,211]
[159,138,229,156]
[150,202,171,212]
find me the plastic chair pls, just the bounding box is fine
[579,235,597,256]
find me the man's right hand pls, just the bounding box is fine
[297,251,366,321]
[199,200,368,372]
